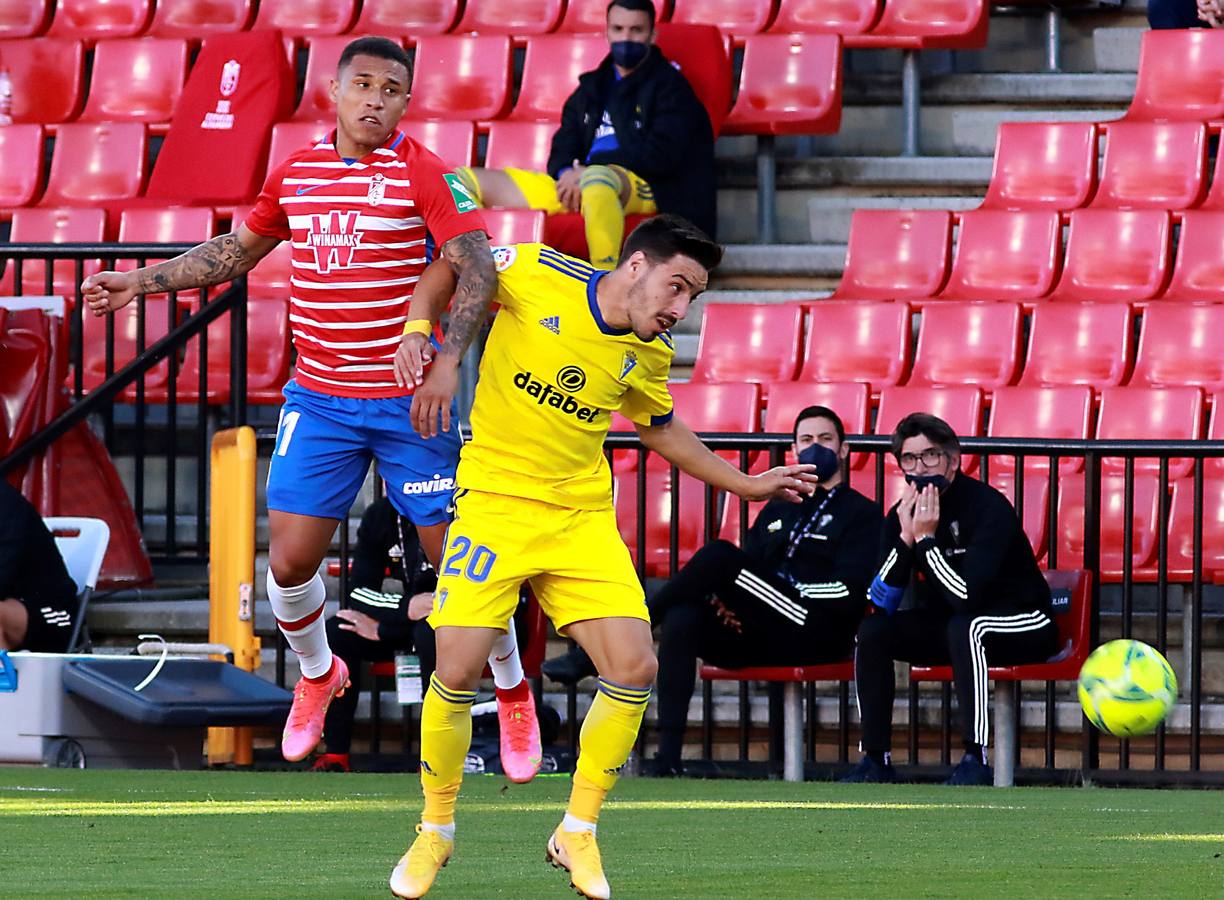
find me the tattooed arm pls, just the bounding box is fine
[410,228,497,438]
[82,225,280,316]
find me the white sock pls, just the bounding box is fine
[267,569,333,679]
[562,813,596,835]
[420,821,455,841]
[488,618,525,690]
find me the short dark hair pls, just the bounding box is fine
[607,0,657,28]
[619,214,723,271]
[338,37,412,82]
[890,412,961,459]
[793,405,845,444]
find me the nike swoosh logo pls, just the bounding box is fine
[494,652,514,662]
[295,184,328,195]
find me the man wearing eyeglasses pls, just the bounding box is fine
[842,413,1058,786]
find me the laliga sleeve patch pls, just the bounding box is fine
[492,245,517,272]
[443,172,479,213]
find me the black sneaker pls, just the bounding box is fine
[839,755,898,784]
[641,755,684,778]
[944,752,993,786]
[541,646,597,685]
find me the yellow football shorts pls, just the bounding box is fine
[503,165,657,216]
[428,489,648,635]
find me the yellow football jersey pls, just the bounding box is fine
[455,243,675,510]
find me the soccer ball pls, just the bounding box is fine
[1078,639,1177,738]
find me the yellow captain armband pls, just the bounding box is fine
[403,319,434,337]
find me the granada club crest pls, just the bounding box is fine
[367,172,386,206]
[219,59,241,98]
[306,211,364,275]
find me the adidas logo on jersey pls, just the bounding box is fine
[539,315,560,334]
[513,370,602,423]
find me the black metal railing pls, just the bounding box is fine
[0,244,250,565]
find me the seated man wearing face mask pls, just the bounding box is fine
[452,0,716,269]
[543,406,883,776]
[843,413,1059,787]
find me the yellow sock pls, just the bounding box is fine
[579,166,627,270]
[420,674,476,826]
[568,678,651,825]
[453,167,484,207]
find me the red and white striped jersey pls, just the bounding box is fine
[244,129,485,398]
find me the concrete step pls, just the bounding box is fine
[1093,25,1146,72]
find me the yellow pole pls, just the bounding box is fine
[208,426,260,766]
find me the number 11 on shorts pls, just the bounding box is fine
[441,535,497,582]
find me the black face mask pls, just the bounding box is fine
[610,40,650,70]
[798,443,841,483]
[904,473,950,492]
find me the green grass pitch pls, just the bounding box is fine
[2,768,1221,897]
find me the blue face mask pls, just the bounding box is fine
[905,473,950,492]
[610,40,650,70]
[798,443,841,483]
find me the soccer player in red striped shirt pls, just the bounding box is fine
[82,37,541,779]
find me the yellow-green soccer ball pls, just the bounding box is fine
[1078,639,1177,738]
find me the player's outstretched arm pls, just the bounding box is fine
[81,225,280,316]
[411,230,496,438]
[637,417,821,503]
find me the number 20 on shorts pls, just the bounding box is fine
[442,535,497,582]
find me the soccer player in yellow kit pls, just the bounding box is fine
[388,216,819,899]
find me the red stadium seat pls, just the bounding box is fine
[405,35,513,122]
[173,298,291,405]
[798,300,911,392]
[455,0,566,36]
[763,380,870,471]
[148,0,254,38]
[558,0,669,32]
[936,210,1061,302]
[483,120,555,171]
[723,34,842,136]
[0,310,51,458]
[875,384,984,474]
[350,0,462,38]
[669,381,762,439]
[1089,122,1209,211]
[829,210,952,301]
[47,0,152,40]
[508,34,606,122]
[1160,212,1224,302]
[979,121,1098,212]
[400,120,477,169]
[0,207,105,298]
[767,0,880,35]
[291,36,363,122]
[1019,302,1133,393]
[843,0,988,49]
[987,386,1093,474]
[907,301,1023,390]
[1119,29,1224,123]
[669,0,776,36]
[267,122,333,172]
[615,464,724,577]
[251,0,357,38]
[79,37,188,131]
[0,37,85,124]
[79,295,173,399]
[986,471,1050,561]
[0,124,45,209]
[115,207,217,291]
[654,23,733,137]
[1158,477,1224,583]
[0,0,51,37]
[481,208,546,244]
[39,122,147,208]
[1056,476,1161,580]
[1096,385,1205,479]
[1200,151,1224,211]
[1044,210,1172,304]
[688,303,804,386]
[1130,303,1224,395]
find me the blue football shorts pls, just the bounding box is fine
[265,379,463,526]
